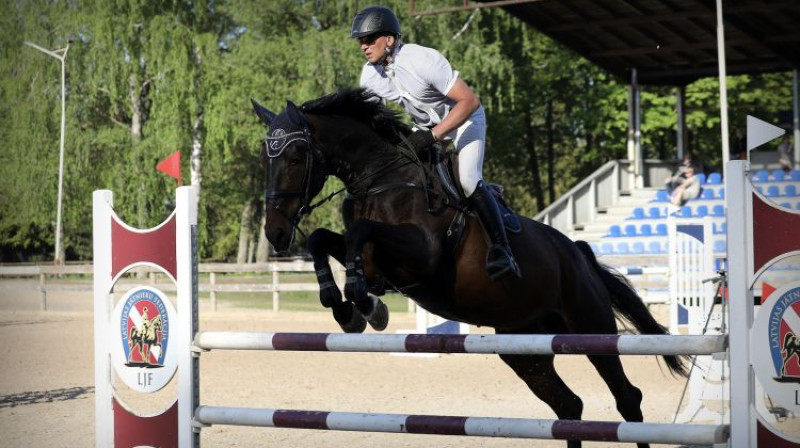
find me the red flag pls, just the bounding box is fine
[761,282,776,305]
[157,150,181,185]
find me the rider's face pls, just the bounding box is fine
[358,34,394,64]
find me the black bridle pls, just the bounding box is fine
[263,109,441,241]
[263,109,331,237]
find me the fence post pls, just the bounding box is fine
[210,272,217,312]
[39,273,47,310]
[272,269,280,311]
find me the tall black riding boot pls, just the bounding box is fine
[469,181,522,281]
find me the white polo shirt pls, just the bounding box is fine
[360,43,461,127]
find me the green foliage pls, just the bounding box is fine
[1,0,794,261]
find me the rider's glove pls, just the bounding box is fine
[405,129,437,153]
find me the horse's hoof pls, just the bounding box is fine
[365,296,389,331]
[333,302,367,334]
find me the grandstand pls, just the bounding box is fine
[540,166,800,303]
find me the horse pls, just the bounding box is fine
[128,315,162,365]
[782,332,800,379]
[251,88,687,448]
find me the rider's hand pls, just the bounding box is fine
[406,129,436,153]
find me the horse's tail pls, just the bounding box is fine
[575,240,689,377]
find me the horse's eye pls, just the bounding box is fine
[288,158,303,167]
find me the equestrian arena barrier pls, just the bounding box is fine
[93,160,800,447]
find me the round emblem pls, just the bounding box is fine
[269,128,287,152]
[111,286,178,393]
[751,283,800,413]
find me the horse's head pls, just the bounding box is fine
[252,99,328,252]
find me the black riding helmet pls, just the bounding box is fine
[350,6,401,39]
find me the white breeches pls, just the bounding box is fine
[445,107,486,197]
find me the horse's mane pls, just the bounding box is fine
[301,88,410,143]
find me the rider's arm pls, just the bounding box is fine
[431,77,480,141]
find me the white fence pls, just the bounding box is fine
[0,260,364,312]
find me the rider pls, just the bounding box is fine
[351,5,521,281]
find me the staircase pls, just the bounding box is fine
[568,187,671,304]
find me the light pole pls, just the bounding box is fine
[24,40,70,265]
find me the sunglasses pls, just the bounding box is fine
[357,34,384,46]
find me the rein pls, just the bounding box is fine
[264,112,449,237]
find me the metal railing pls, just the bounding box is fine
[534,160,628,235]
[534,159,677,235]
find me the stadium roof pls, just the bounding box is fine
[464,0,800,86]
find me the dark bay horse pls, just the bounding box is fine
[252,88,687,448]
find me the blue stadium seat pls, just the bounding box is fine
[624,224,637,237]
[655,223,667,236]
[707,172,722,184]
[608,225,621,237]
[652,190,669,202]
[785,185,797,197]
[752,170,769,182]
[615,242,630,254]
[714,222,727,234]
[601,242,614,254]
[713,239,727,253]
[648,206,662,219]
[677,206,692,218]
[717,188,725,199]
[631,242,645,254]
[790,170,800,181]
[701,189,715,200]
[639,224,652,236]
[712,204,725,217]
[694,205,708,217]
[767,185,780,197]
[772,170,785,181]
[780,202,792,209]
[696,173,706,184]
[589,243,600,254]
[693,173,705,185]
[647,241,663,254]
[630,207,645,220]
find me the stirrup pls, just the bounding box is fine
[486,245,521,281]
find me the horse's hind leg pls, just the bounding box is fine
[586,354,648,448]
[307,228,366,333]
[498,353,584,448]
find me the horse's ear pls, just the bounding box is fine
[286,100,306,127]
[251,99,276,126]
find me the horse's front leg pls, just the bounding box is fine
[344,220,435,329]
[307,228,368,333]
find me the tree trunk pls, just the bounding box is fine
[131,71,147,276]
[130,73,143,144]
[191,44,204,197]
[237,201,254,264]
[546,98,555,204]
[525,106,544,211]
[255,212,270,262]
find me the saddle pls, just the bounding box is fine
[421,144,522,256]
[366,142,522,298]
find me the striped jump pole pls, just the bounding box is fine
[194,332,727,356]
[194,406,729,446]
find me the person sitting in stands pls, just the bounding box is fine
[665,153,694,195]
[778,134,792,172]
[670,165,701,206]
